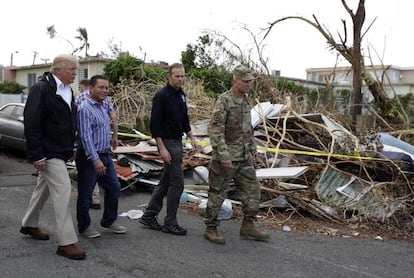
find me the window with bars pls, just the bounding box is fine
[77,68,88,89]
[27,73,37,89]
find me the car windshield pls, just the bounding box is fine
[0,104,24,119]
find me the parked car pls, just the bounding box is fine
[0,103,26,151]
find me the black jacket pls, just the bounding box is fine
[150,83,191,140]
[24,72,77,162]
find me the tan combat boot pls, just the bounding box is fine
[204,226,225,245]
[240,219,269,241]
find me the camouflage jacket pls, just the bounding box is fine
[208,88,256,162]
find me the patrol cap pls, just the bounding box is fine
[233,65,254,81]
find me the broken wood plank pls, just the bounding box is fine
[184,184,210,191]
[277,182,308,190]
[256,166,309,179]
[137,153,163,162]
[112,145,158,154]
[192,152,212,159]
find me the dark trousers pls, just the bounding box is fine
[76,150,121,232]
[144,139,184,227]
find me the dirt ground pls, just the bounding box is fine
[180,201,414,243]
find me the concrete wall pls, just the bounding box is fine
[0,93,25,107]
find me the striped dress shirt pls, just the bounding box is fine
[77,96,111,163]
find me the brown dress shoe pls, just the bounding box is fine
[56,244,86,260]
[20,227,50,240]
[90,203,101,209]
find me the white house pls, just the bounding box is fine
[2,55,111,96]
[306,65,414,100]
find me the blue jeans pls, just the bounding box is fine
[76,150,121,232]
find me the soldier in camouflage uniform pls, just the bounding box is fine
[204,65,269,245]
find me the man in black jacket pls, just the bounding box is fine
[139,63,198,235]
[20,54,86,260]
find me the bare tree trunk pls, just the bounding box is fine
[264,0,408,129]
[361,70,407,125]
[347,0,364,131]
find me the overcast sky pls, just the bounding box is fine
[1,0,412,78]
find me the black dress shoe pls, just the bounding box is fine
[20,227,50,240]
[161,224,187,236]
[139,215,162,231]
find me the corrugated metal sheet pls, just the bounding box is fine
[125,155,163,174]
[315,166,403,219]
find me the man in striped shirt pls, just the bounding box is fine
[75,79,118,210]
[75,75,126,239]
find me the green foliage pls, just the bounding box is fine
[104,55,169,86]
[306,87,330,103]
[394,93,414,123]
[46,25,90,57]
[0,81,26,94]
[103,54,144,85]
[336,89,352,110]
[276,79,307,94]
[142,65,168,84]
[258,78,351,114]
[271,78,310,103]
[368,93,414,125]
[181,44,197,71]
[75,27,89,57]
[181,34,218,71]
[187,68,232,98]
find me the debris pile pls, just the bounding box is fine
[105,96,414,236]
[88,81,414,238]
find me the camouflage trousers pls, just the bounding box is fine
[205,159,260,226]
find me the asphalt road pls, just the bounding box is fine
[0,149,413,278]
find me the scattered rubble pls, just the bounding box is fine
[81,85,414,241]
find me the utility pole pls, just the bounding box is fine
[10,51,19,66]
[32,51,38,65]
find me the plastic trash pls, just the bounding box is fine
[282,225,291,232]
[193,166,209,184]
[187,193,202,203]
[180,191,188,203]
[119,209,144,220]
[261,195,289,208]
[199,199,233,220]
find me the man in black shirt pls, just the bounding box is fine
[139,63,198,235]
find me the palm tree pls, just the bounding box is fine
[46,25,76,54]
[76,27,90,58]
